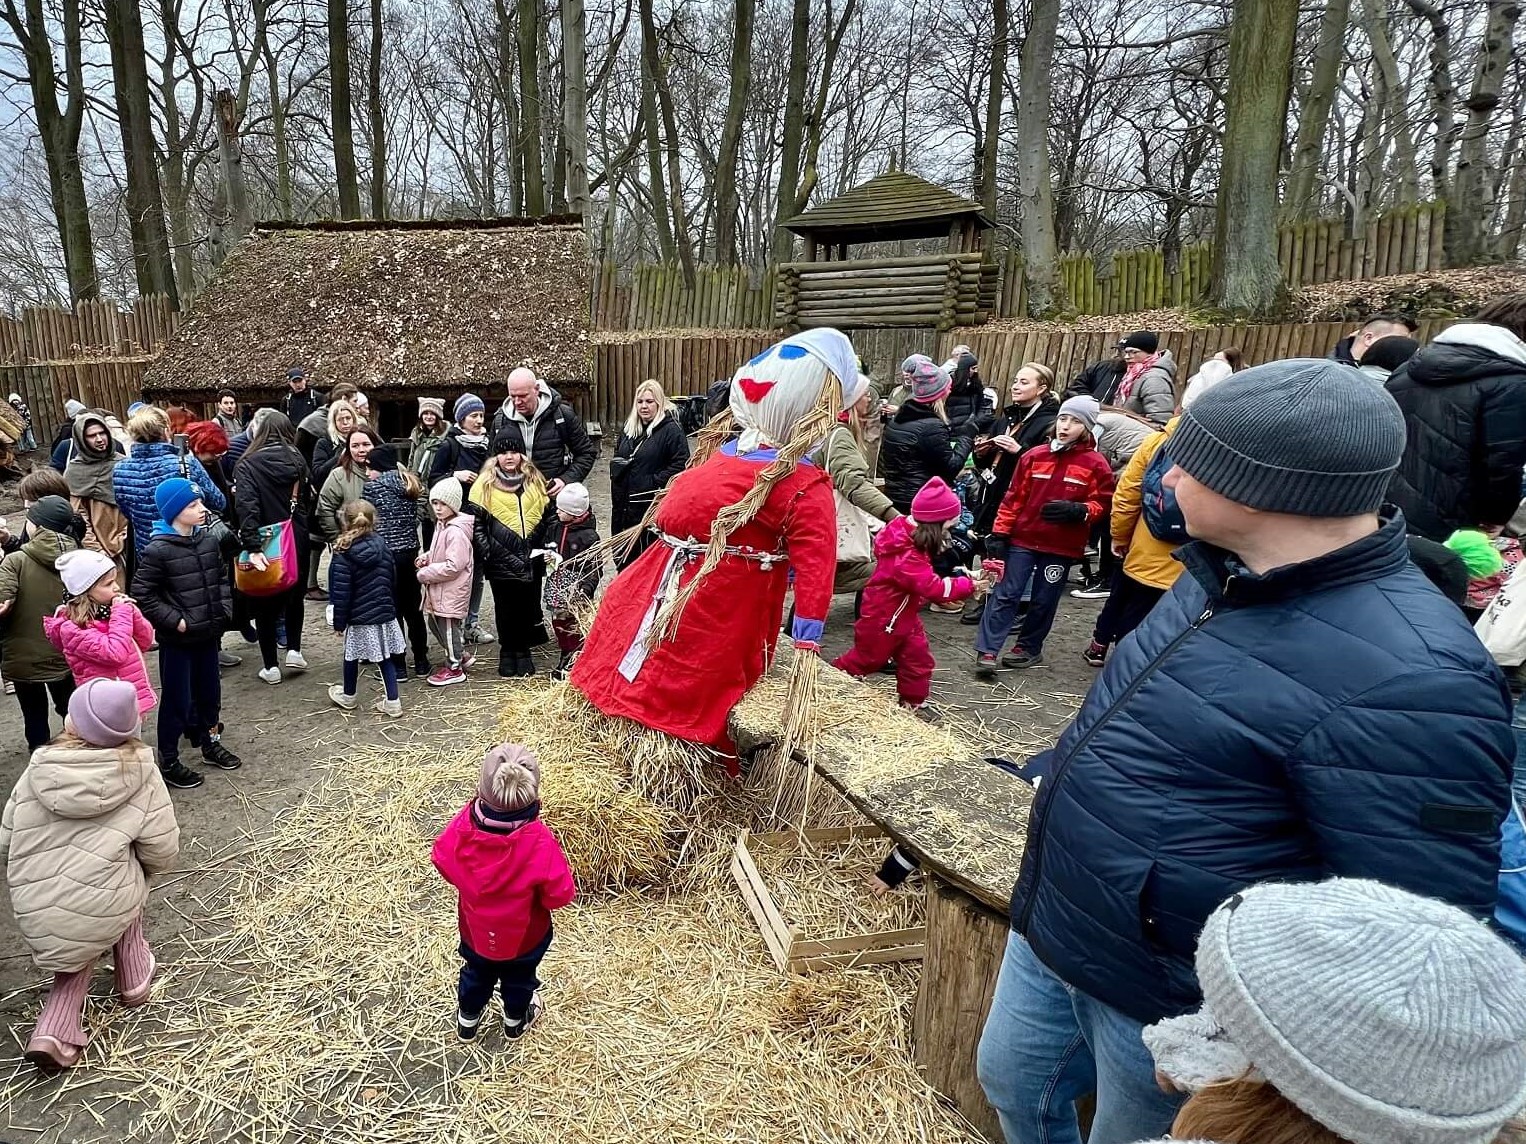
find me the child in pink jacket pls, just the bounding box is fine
[432,742,575,1042]
[416,480,475,687]
[43,549,156,716]
[833,477,989,713]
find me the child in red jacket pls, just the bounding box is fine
[431,743,575,1042]
[975,395,1114,672]
[834,477,989,714]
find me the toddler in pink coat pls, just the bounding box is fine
[417,479,475,687]
[43,549,156,716]
[431,742,575,1042]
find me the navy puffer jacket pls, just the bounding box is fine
[113,442,227,555]
[1010,514,1513,1025]
[329,532,396,628]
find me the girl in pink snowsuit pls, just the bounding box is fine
[833,477,986,710]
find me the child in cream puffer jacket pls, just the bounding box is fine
[1,678,179,1073]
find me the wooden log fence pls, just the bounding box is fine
[592,262,776,330]
[998,201,1447,318]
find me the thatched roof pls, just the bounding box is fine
[144,219,590,395]
[781,172,993,243]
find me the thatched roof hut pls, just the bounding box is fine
[143,218,590,404]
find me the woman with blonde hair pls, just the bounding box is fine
[468,437,556,676]
[610,379,689,569]
[1141,878,1526,1144]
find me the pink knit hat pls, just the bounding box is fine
[67,678,141,747]
[911,477,962,523]
[479,743,542,812]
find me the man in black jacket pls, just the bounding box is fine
[1385,294,1526,540]
[279,365,320,427]
[1064,345,1126,401]
[490,368,598,497]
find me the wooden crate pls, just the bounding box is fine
[731,824,926,974]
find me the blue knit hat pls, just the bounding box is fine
[155,477,201,525]
[454,393,485,424]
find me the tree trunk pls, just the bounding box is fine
[638,35,674,259]
[368,0,385,218]
[562,0,589,224]
[1448,0,1521,265]
[329,0,361,218]
[980,0,1008,215]
[262,40,294,217]
[639,0,694,282]
[493,0,523,215]
[214,90,253,263]
[1361,0,1420,202]
[104,0,178,304]
[714,0,755,264]
[4,0,100,300]
[772,0,809,263]
[517,0,546,215]
[1211,0,1296,314]
[1015,0,1062,315]
[1498,151,1526,259]
[1283,0,1348,218]
[797,0,857,214]
[1404,0,1455,200]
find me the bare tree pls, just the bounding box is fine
[1015,0,1062,316]
[1449,0,1520,265]
[713,0,754,264]
[1211,0,1296,313]
[563,0,590,222]
[1284,0,1349,218]
[330,0,362,217]
[368,0,386,217]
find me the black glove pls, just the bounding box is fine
[1040,500,1088,523]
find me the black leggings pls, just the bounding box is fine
[390,548,431,669]
[14,677,76,751]
[1092,569,1166,648]
[489,576,548,663]
[245,529,312,669]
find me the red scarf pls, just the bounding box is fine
[1115,352,1160,403]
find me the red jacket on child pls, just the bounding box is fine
[431,801,576,960]
[990,440,1115,559]
[861,515,976,624]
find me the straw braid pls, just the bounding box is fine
[650,376,839,645]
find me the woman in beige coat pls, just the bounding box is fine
[1,678,180,1073]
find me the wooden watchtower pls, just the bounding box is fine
[776,172,997,332]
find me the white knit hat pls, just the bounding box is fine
[56,548,117,598]
[556,482,590,517]
[1146,878,1526,1144]
[428,478,462,513]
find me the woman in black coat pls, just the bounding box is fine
[880,396,978,515]
[232,410,313,680]
[972,363,1061,535]
[610,381,691,569]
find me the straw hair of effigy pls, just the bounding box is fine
[748,832,925,939]
[10,681,989,1144]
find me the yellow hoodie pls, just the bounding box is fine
[1111,416,1185,591]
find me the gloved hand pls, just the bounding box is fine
[981,558,1006,581]
[1040,499,1088,523]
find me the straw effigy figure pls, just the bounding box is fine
[569,328,855,788]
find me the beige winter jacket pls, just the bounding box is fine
[1,738,180,972]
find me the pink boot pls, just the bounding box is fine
[26,966,92,1074]
[114,915,156,1008]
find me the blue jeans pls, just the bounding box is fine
[977,932,1182,1144]
[978,548,1072,657]
[1511,698,1526,806]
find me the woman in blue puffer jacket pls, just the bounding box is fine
[112,406,225,558]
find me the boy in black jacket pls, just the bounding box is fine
[542,483,602,679]
[130,477,240,788]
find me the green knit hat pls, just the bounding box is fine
[1444,529,1505,578]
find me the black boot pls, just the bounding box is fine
[516,651,537,677]
[161,757,205,789]
[550,650,574,680]
[960,595,985,625]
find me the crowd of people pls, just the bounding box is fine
[6,297,1526,1144]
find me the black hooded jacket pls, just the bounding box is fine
[880,401,977,513]
[972,394,1062,534]
[1384,324,1526,540]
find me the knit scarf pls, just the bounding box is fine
[472,798,540,835]
[1115,353,1160,404]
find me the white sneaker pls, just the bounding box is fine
[258,666,282,685]
[328,685,358,710]
[285,650,309,672]
[373,697,402,718]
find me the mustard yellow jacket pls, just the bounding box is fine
[1111,417,1185,591]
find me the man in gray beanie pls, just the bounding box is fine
[978,359,1515,1144]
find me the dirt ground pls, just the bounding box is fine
[0,447,1099,1142]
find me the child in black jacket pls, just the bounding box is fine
[130,478,239,789]
[327,500,405,717]
[542,483,603,679]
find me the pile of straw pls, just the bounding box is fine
[749,833,925,940]
[9,683,986,1144]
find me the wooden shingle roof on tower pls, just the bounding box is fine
[780,171,994,244]
[143,217,590,398]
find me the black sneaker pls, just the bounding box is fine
[1001,649,1044,669]
[414,659,433,678]
[503,992,542,1040]
[161,759,205,789]
[550,651,574,680]
[458,1006,486,1041]
[960,596,985,625]
[202,741,242,770]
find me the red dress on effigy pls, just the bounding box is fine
[570,446,836,751]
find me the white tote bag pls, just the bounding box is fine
[834,490,878,563]
[1476,558,1526,666]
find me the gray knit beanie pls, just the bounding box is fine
[1194,878,1526,1144]
[1168,358,1404,516]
